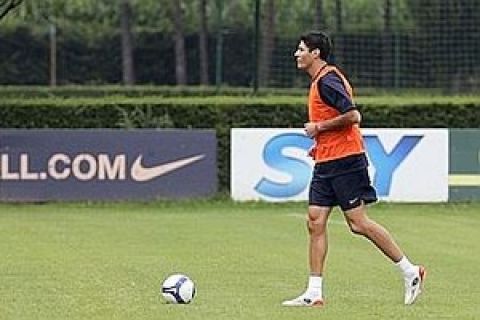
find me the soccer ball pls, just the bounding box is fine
[161,274,196,304]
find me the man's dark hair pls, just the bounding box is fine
[299,31,333,61]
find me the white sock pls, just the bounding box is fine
[395,256,417,278]
[306,275,323,297]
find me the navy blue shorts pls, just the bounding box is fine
[308,167,378,211]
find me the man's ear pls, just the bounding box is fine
[312,48,321,57]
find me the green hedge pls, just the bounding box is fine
[0,85,461,99]
[0,85,307,98]
[1,95,479,190]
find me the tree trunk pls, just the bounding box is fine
[49,23,57,86]
[335,0,343,32]
[313,0,324,30]
[334,0,343,66]
[259,0,275,87]
[172,0,187,85]
[120,0,135,85]
[381,0,394,87]
[384,0,392,32]
[199,0,209,85]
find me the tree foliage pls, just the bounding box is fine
[2,0,425,38]
[1,0,477,89]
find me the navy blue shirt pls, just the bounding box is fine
[318,71,355,114]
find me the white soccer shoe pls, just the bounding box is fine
[404,265,426,305]
[282,294,324,307]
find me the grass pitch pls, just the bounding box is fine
[0,200,479,320]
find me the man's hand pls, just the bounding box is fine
[304,122,319,138]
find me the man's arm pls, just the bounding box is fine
[304,71,360,138]
[304,109,361,138]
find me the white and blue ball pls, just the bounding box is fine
[161,274,196,304]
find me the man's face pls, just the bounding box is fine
[294,40,315,70]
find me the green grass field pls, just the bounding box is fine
[0,200,479,320]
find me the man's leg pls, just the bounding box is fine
[282,206,331,307]
[344,204,402,261]
[308,206,332,276]
[343,204,426,305]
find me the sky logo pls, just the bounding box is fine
[254,133,312,197]
[255,133,423,199]
[364,135,423,196]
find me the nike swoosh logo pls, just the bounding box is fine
[131,154,205,182]
[348,197,359,204]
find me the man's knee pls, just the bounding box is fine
[347,219,365,235]
[306,211,328,235]
[345,214,372,236]
[344,205,371,235]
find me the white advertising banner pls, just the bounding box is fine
[231,128,448,202]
